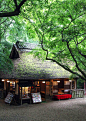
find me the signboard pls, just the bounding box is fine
[5,92,14,104]
[31,92,42,103]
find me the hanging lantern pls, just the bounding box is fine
[37,81,40,86]
[69,80,72,82]
[57,81,60,83]
[2,79,4,82]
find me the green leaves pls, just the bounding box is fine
[23,0,86,80]
[0,0,86,80]
[0,41,13,72]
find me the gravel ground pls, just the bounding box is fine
[0,97,86,121]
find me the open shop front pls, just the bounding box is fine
[34,80,51,101]
[1,78,77,104]
[18,81,35,105]
[18,80,50,104]
[2,79,43,105]
[19,80,50,104]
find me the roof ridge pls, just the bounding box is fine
[16,41,39,50]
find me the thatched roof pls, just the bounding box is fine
[0,41,71,79]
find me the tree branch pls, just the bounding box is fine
[40,33,85,80]
[78,51,86,59]
[0,18,7,25]
[52,49,66,57]
[74,36,86,59]
[18,0,27,10]
[67,41,86,78]
[77,36,86,45]
[0,0,27,17]
[0,11,20,17]
[14,0,18,9]
[36,11,42,25]
[77,56,86,68]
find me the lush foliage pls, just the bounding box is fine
[21,0,86,80]
[0,41,13,72]
[0,15,32,71]
[77,78,84,89]
[0,0,27,17]
[0,0,86,81]
[0,0,27,71]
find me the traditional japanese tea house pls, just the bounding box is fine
[0,41,77,104]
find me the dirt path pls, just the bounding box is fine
[0,97,86,121]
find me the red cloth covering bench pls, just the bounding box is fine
[53,94,72,100]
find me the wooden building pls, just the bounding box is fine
[0,41,77,104]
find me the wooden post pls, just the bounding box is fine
[21,87,22,105]
[75,79,77,89]
[4,80,6,98]
[45,81,46,101]
[15,81,18,95]
[4,80,6,90]
[50,79,53,99]
[71,81,72,89]
[83,89,84,98]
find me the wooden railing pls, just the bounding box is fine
[71,89,84,98]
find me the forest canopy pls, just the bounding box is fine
[0,0,86,81]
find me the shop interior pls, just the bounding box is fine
[1,79,76,104]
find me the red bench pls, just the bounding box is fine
[53,94,72,100]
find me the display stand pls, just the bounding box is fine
[31,92,42,103]
[5,92,18,105]
[5,92,14,104]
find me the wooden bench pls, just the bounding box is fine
[53,94,72,100]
